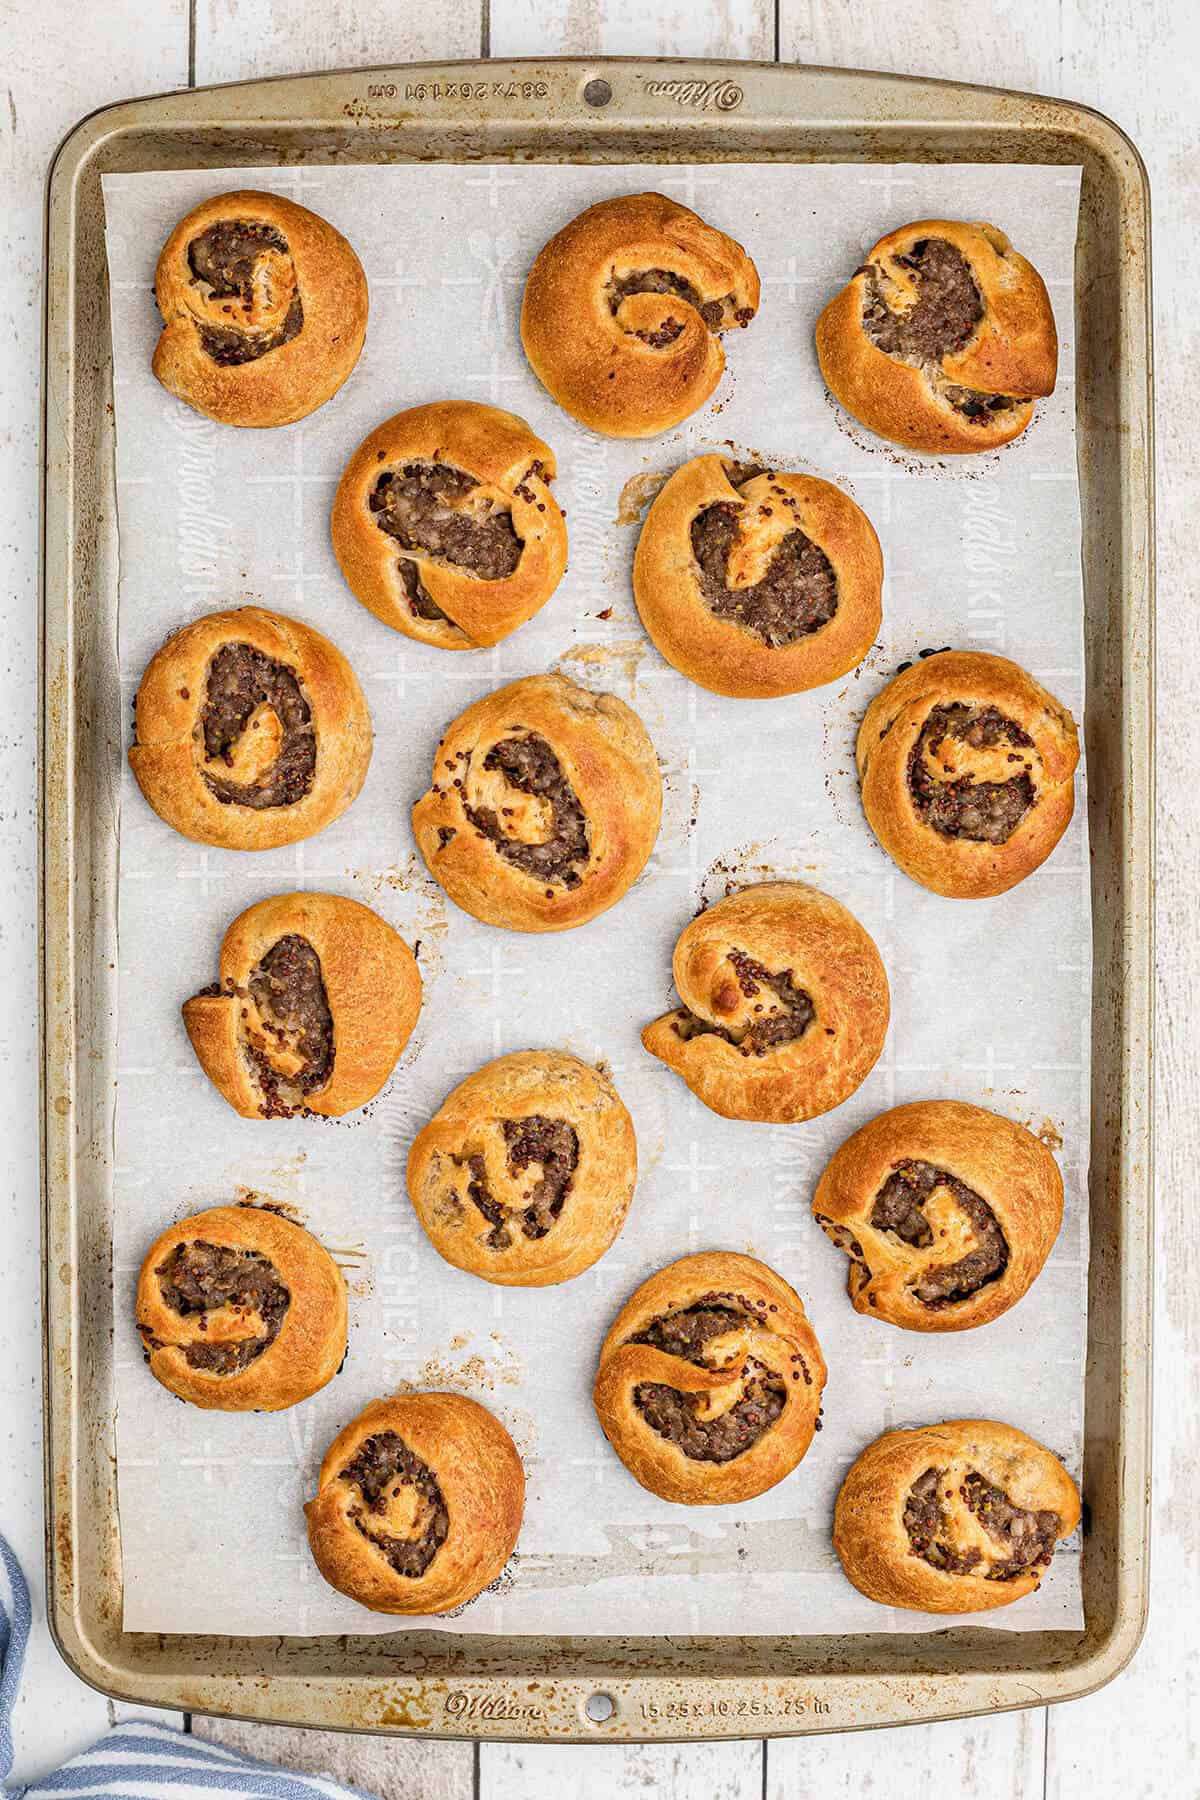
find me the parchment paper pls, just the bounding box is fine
[102,160,1088,1637]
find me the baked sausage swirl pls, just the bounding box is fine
[331,402,568,649]
[183,892,421,1119]
[305,1393,525,1614]
[152,190,368,428]
[412,673,662,933]
[642,882,890,1123]
[128,606,372,850]
[816,220,1057,454]
[834,1420,1081,1612]
[407,1050,637,1286]
[856,650,1079,898]
[593,1252,826,1504]
[521,192,760,438]
[813,1101,1064,1331]
[135,1205,347,1412]
[633,455,883,697]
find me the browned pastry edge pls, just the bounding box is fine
[305,1392,525,1614]
[152,190,368,428]
[856,650,1079,898]
[134,1204,347,1412]
[592,1250,827,1504]
[813,1099,1064,1331]
[128,605,373,850]
[330,401,568,649]
[642,881,890,1123]
[182,891,422,1119]
[833,1419,1081,1612]
[412,672,663,933]
[521,191,760,438]
[407,1049,638,1285]
[815,220,1056,454]
[633,454,883,697]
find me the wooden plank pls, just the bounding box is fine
[109,1702,197,1732]
[772,2,1056,1770]
[778,0,1193,1791]
[767,1711,1045,1798]
[0,0,189,1778]
[482,1741,764,1798]
[192,0,483,84]
[180,23,479,1800]
[481,4,758,1796]
[1044,0,1197,1776]
[778,0,1058,89]
[488,0,773,60]
[481,3,766,1779]
[191,1718,474,1800]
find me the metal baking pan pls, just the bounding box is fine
[41,56,1153,1741]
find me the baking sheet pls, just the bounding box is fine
[102,159,1088,1639]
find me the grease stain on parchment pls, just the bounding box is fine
[1036,1117,1065,1151]
[615,468,669,524]
[556,637,647,690]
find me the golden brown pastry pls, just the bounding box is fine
[128,606,372,851]
[305,1392,524,1614]
[856,650,1079,898]
[330,401,568,649]
[407,1051,636,1286]
[815,220,1057,454]
[183,892,421,1119]
[642,882,889,1123]
[833,1420,1081,1613]
[412,673,662,933]
[521,192,760,438]
[135,1204,346,1412]
[152,190,368,428]
[633,454,882,698]
[813,1100,1063,1331]
[592,1252,826,1505]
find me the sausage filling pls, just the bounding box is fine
[690,467,838,647]
[465,733,590,890]
[463,1115,580,1251]
[244,933,334,1116]
[187,220,303,366]
[904,1465,1061,1579]
[907,702,1037,844]
[396,557,447,622]
[962,1470,1062,1577]
[861,236,1023,420]
[673,947,816,1057]
[632,1296,762,1362]
[340,1430,450,1578]
[200,642,316,810]
[608,268,754,339]
[629,1293,788,1465]
[369,462,524,624]
[871,1159,1009,1306]
[813,1214,873,1298]
[151,1240,290,1374]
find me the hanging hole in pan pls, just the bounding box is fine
[582,78,613,109]
[584,1690,616,1723]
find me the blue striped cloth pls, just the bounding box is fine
[0,1535,378,1800]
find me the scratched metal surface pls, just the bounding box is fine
[40,57,1153,1740]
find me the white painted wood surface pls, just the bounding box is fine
[1,0,1193,1793]
[1,14,189,1780]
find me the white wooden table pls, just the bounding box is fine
[2,0,1192,1793]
